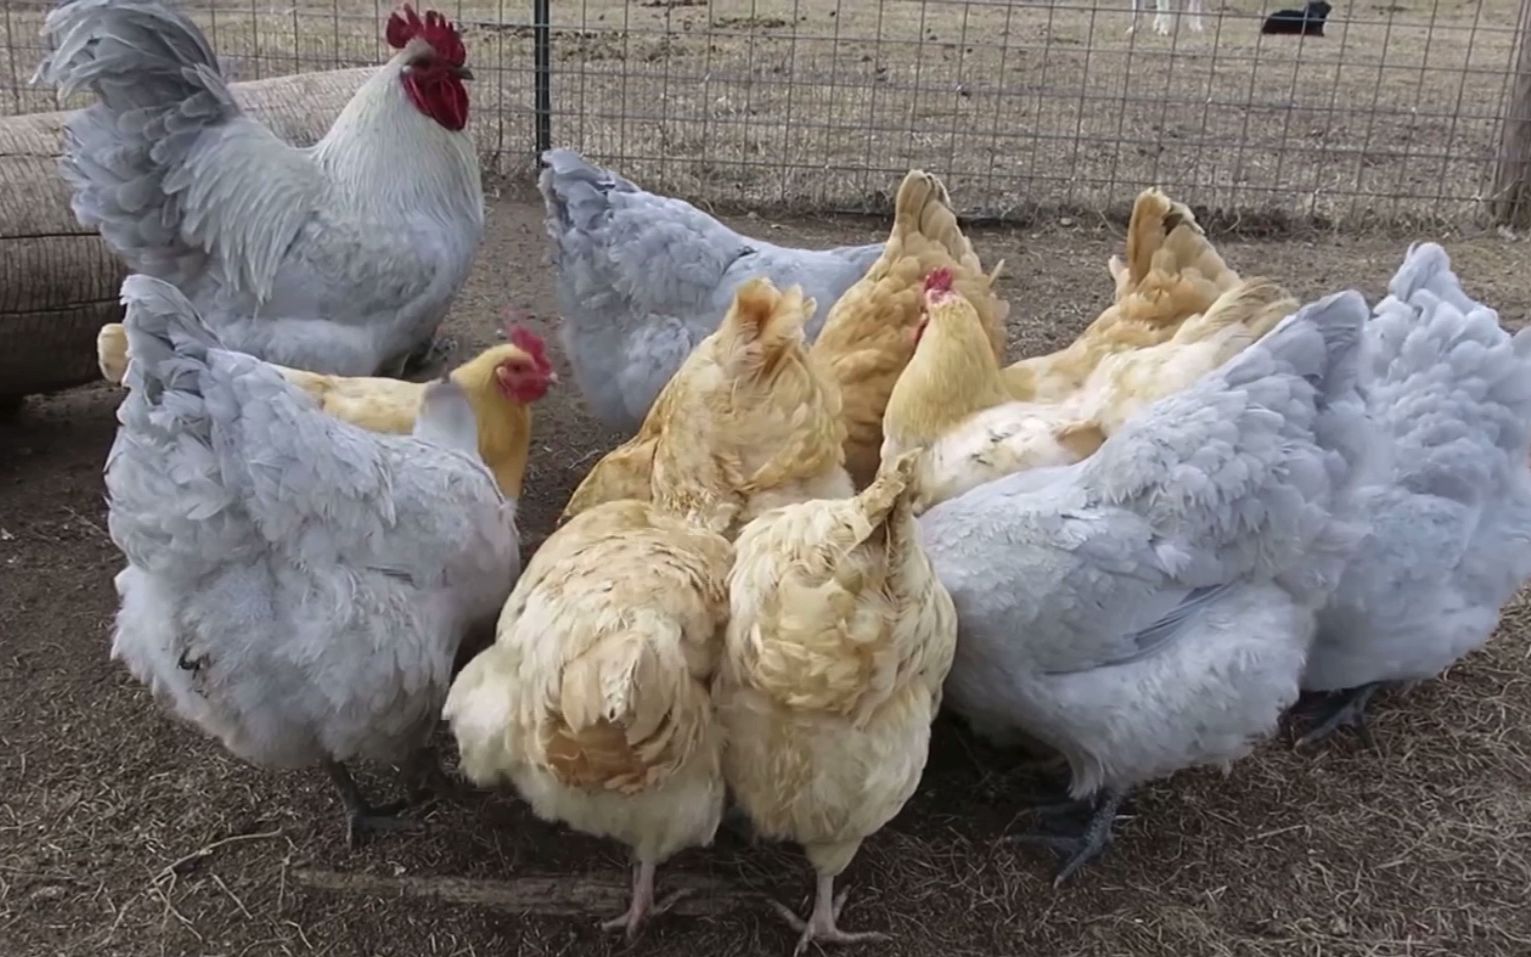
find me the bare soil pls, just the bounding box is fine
[2,185,1530,957]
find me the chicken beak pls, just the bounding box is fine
[453,65,475,81]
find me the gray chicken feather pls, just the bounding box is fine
[538,148,883,432]
[1304,243,1531,692]
[105,274,518,770]
[921,291,1370,797]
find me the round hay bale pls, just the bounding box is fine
[0,66,376,399]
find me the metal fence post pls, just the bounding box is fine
[1493,0,1531,227]
[533,0,551,163]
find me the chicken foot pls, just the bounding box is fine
[399,744,462,805]
[599,859,691,941]
[768,875,888,956]
[1291,682,1385,751]
[1005,787,1127,887]
[323,760,414,847]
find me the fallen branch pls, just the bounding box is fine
[152,828,284,883]
[293,868,765,917]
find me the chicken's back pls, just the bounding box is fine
[446,501,732,863]
[1305,244,1531,691]
[539,149,881,432]
[1078,277,1296,433]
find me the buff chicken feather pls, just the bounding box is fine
[717,451,956,953]
[883,269,1293,512]
[809,169,1008,486]
[444,498,734,939]
[1001,186,1242,401]
[562,278,852,531]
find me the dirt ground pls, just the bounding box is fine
[3,184,1531,957]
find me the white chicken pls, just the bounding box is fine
[106,275,519,844]
[1295,244,1531,747]
[35,0,484,376]
[539,148,883,432]
[920,292,1371,883]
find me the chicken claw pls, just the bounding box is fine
[1291,683,1384,751]
[323,761,414,847]
[598,861,690,941]
[768,878,889,956]
[1005,788,1127,887]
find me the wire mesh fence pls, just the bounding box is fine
[2,0,1528,228]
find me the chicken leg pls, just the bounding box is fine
[768,874,888,956]
[399,744,462,805]
[1291,682,1384,751]
[1005,787,1127,887]
[599,860,690,941]
[323,760,412,847]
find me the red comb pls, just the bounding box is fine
[386,4,467,65]
[924,267,954,295]
[507,325,551,372]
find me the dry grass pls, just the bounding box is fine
[2,188,1529,956]
[1,0,1524,227]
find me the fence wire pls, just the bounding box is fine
[2,0,1527,228]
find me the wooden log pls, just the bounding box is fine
[292,867,764,917]
[0,66,376,398]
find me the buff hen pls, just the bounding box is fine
[1002,186,1241,401]
[718,452,956,953]
[444,498,734,938]
[884,269,1293,512]
[563,278,852,531]
[809,169,1008,487]
[96,318,555,498]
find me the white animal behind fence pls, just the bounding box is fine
[1129,0,1206,35]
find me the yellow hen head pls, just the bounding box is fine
[882,270,1012,448]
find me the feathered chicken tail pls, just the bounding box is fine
[888,170,970,261]
[1367,244,1531,506]
[35,0,239,275]
[413,377,482,458]
[118,275,220,399]
[1109,188,1176,291]
[716,277,815,375]
[548,622,713,795]
[1110,188,1238,300]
